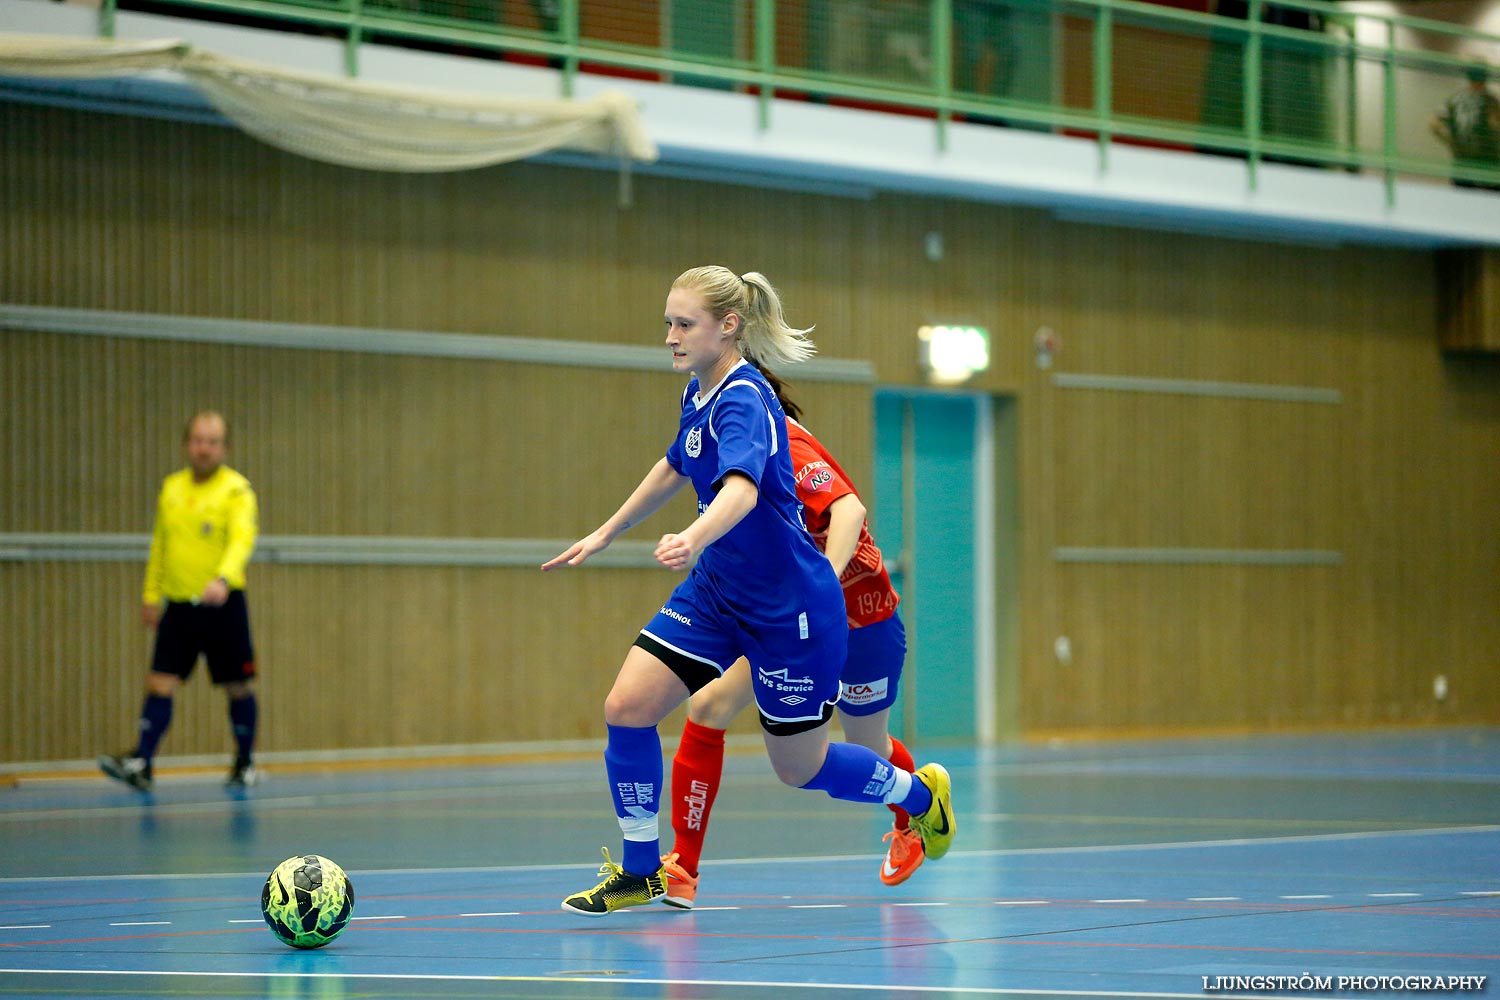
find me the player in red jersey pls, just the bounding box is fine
[659,364,924,908]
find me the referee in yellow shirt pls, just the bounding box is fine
[100,411,261,792]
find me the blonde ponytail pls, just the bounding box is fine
[738,272,816,368]
[671,266,817,369]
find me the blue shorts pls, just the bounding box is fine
[634,570,848,736]
[838,612,906,716]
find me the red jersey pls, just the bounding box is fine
[787,418,900,629]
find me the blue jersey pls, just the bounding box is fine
[665,360,843,633]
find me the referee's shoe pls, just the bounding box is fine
[225,758,260,788]
[99,753,153,793]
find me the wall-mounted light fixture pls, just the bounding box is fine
[918,324,989,385]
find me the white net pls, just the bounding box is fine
[0,32,658,172]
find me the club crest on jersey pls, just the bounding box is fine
[685,426,703,458]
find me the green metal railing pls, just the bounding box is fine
[97,0,1500,196]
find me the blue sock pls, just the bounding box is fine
[228,694,257,764]
[899,769,933,818]
[801,741,911,805]
[603,724,663,876]
[133,694,173,760]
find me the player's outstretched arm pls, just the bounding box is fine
[543,458,688,571]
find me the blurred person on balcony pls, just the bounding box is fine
[1430,63,1500,192]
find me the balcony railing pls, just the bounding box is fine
[97,0,1500,196]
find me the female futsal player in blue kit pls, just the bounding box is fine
[542,265,955,916]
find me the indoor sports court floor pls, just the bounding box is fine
[2,727,1497,999]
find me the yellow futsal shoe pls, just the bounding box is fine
[561,847,667,917]
[907,763,955,861]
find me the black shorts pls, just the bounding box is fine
[150,590,257,685]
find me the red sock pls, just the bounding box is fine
[887,736,915,829]
[669,717,726,877]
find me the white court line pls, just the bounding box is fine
[933,824,1500,861]
[4,824,1498,885]
[12,890,1470,938]
[0,796,355,825]
[0,779,608,826]
[0,968,1293,999]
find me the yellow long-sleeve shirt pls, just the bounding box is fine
[143,466,259,604]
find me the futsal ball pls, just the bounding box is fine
[261,854,355,949]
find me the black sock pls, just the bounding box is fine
[133,694,173,760]
[229,694,257,765]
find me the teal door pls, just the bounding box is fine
[872,390,1002,747]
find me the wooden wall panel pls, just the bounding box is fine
[3,102,1499,764]
[1440,357,1500,716]
[1011,216,1498,734]
[0,331,871,536]
[1050,392,1341,549]
[0,561,688,761]
[0,322,870,762]
[0,562,220,763]
[0,333,694,536]
[1437,249,1500,351]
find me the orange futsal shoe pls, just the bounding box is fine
[660,852,699,909]
[879,825,926,886]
